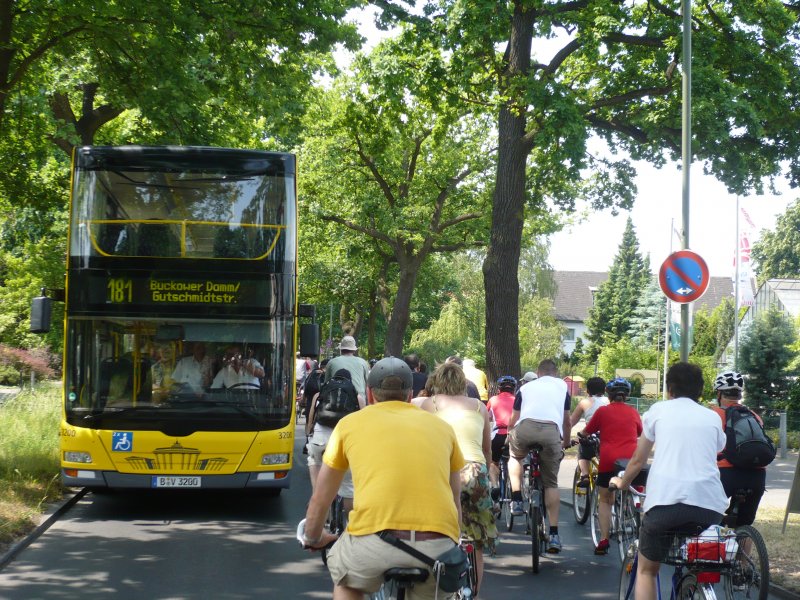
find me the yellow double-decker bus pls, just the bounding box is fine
[38,146,315,492]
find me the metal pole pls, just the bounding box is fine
[680,0,692,362]
[663,218,674,398]
[734,196,740,370]
[780,410,788,459]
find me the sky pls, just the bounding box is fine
[344,8,799,278]
[548,163,797,277]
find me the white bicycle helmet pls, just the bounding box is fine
[713,371,744,392]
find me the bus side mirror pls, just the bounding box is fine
[31,293,52,333]
[298,304,316,319]
[300,324,320,357]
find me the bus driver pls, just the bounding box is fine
[211,346,265,389]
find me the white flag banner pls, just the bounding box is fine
[735,207,755,307]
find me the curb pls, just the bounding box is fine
[0,488,87,572]
[559,487,800,600]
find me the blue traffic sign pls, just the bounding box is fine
[658,250,710,303]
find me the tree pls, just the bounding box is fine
[405,0,800,382]
[299,39,493,356]
[739,306,797,410]
[596,338,658,382]
[518,296,565,373]
[628,277,667,349]
[751,199,800,281]
[0,1,362,147]
[585,218,650,359]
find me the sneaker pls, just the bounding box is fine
[576,475,590,489]
[594,538,610,555]
[547,534,562,553]
[511,501,525,516]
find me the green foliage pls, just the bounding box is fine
[627,277,667,348]
[690,298,737,360]
[519,296,565,372]
[298,37,493,355]
[585,218,650,359]
[739,307,797,409]
[595,338,658,381]
[751,199,800,282]
[0,344,57,386]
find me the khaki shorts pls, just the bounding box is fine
[508,420,563,488]
[327,532,456,598]
[306,441,354,498]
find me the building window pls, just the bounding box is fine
[564,328,575,341]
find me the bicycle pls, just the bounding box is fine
[592,459,647,560]
[521,444,548,574]
[497,451,516,532]
[615,487,768,600]
[572,433,599,524]
[326,494,348,536]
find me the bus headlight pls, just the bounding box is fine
[64,451,93,463]
[261,453,289,465]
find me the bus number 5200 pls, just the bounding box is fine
[107,278,132,303]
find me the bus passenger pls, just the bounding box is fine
[211,345,264,389]
[171,342,213,392]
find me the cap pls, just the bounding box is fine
[339,335,358,351]
[521,371,537,383]
[367,357,413,391]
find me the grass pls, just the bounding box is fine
[0,383,62,554]
[755,507,800,594]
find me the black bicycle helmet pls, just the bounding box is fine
[496,375,517,392]
[713,371,744,392]
[606,377,632,399]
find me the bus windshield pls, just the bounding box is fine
[64,317,293,432]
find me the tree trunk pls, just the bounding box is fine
[384,256,422,357]
[483,1,534,383]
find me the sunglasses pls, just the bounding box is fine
[721,390,742,398]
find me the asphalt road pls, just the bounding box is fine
[0,421,778,599]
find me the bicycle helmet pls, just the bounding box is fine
[713,371,744,392]
[606,377,632,399]
[496,375,517,392]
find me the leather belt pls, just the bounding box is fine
[383,529,448,541]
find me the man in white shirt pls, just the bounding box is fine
[610,362,727,600]
[171,342,213,392]
[211,345,265,389]
[507,359,571,553]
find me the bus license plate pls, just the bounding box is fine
[152,476,201,488]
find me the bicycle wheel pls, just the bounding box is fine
[502,468,514,531]
[530,504,542,574]
[676,574,717,600]
[572,465,590,524]
[725,525,769,600]
[616,492,638,562]
[618,542,637,600]
[590,488,603,547]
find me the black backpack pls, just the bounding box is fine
[722,406,777,468]
[315,375,359,427]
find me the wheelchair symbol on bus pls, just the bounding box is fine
[112,432,133,452]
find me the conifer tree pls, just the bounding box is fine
[585,218,650,360]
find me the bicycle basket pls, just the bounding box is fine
[664,526,738,565]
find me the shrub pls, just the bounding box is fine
[0,344,56,385]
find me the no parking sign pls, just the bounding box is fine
[658,250,710,304]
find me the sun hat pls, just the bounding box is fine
[339,335,358,351]
[367,357,413,391]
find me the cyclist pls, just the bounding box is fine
[418,362,495,596]
[610,362,728,600]
[301,357,465,600]
[582,377,642,555]
[569,376,608,488]
[486,375,517,504]
[711,371,767,527]
[507,359,571,553]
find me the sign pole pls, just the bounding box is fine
[680,0,692,362]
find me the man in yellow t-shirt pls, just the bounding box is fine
[301,357,465,600]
